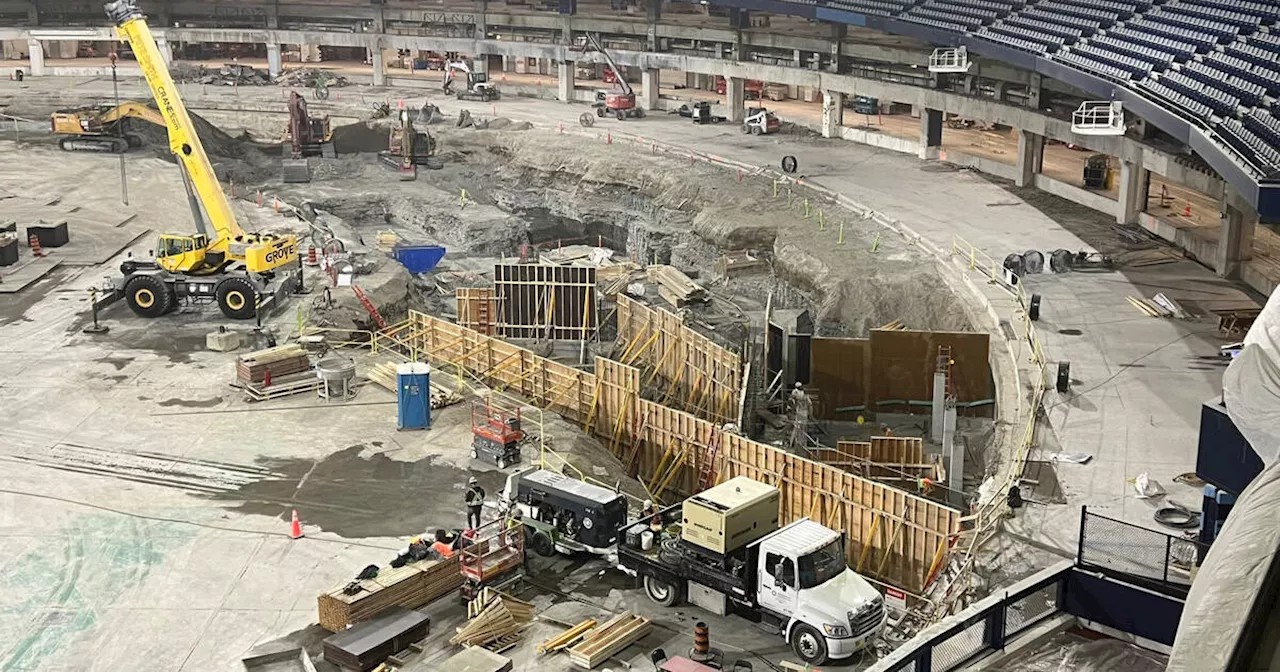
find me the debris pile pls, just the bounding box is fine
[449,589,534,652]
[277,67,350,89]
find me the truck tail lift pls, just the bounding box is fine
[99,0,301,320]
[616,477,886,665]
[281,90,335,183]
[470,397,523,469]
[500,468,628,558]
[574,34,646,121]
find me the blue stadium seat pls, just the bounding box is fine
[1004,15,1083,41]
[1033,1,1119,26]
[973,26,1058,52]
[1145,8,1245,39]
[1127,18,1222,51]
[1107,27,1199,60]
[902,13,975,31]
[1205,52,1280,95]
[1067,44,1152,77]
[1055,51,1133,80]
[1216,118,1280,176]
[914,1,999,24]
[1189,0,1279,23]
[1245,108,1280,148]
[1162,1,1264,30]
[1138,79,1214,120]
[1020,7,1101,34]
[1250,32,1280,53]
[823,0,913,15]
[944,0,1018,15]
[1161,70,1242,116]
[1088,35,1176,69]
[1226,43,1280,70]
[1181,62,1268,106]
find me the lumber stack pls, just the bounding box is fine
[566,611,652,669]
[365,361,463,408]
[537,619,597,655]
[317,556,462,632]
[235,344,311,384]
[450,589,535,652]
[648,265,707,308]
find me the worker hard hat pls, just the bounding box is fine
[643,499,653,510]
[513,509,523,518]
[468,476,478,485]
[795,382,803,388]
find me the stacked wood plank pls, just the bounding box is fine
[317,556,462,632]
[713,250,767,279]
[647,265,707,308]
[537,619,597,655]
[365,360,463,408]
[450,590,535,652]
[566,612,651,669]
[235,344,312,384]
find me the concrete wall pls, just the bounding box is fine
[1137,212,1220,270]
[839,126,920,154]
[1033,174,1119,214]
[940,150,1020,182]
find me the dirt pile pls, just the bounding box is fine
[130,108,281,183]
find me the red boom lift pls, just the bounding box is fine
[575,33,646,121]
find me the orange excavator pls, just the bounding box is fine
[281,91,334,183]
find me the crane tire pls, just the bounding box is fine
[124,275,173,318]
[616,110,626,121]
[216,276,258,320]
[596,107,606,118]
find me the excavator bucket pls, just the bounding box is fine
[282,158,311,183]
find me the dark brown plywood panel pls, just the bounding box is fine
[869,329,991,415]
[810,337,870,420]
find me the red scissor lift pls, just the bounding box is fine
[459,516,525,603]
[470,398,524,469]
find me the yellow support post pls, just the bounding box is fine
[804,198,810,218]
[625,329,661,366]
[645,337,678,387]
[856,513,882,572]
[837,221,845,245]
[583,380,603,434]
[818,209,825,230]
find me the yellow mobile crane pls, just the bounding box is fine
[102,0,300,319]
[51,101,165,152]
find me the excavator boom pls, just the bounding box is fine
[106,0,244,245]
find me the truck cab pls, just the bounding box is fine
[755,520,885,664]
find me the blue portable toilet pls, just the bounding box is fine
[396,362,432,430]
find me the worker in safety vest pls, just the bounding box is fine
[430,529,455,559]
[465,476,486,529]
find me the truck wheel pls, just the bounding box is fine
[791,624,828,666]
[497,456,508,469]
[635,108,646,118]
[471,448,479,460]
[124,275,173,318]
[616,110,626,121]
[215,276,258,320]
[531,532,555,557]
[643,576,678,607]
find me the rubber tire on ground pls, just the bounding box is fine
[596,107,606,118]
[643,576,679,607]
[123,275,173,318]
[579,112,595,127]
[781,155,799,174]
[616,110,626,121]
[215,276,258,320]
[791,623,828,666]
[531,532,556,557]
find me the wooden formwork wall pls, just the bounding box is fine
[456,287,496,335]
[615,295,741,425]
[400,310,960,594]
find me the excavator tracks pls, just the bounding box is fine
[59,136,130,153]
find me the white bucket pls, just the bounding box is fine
[640,530,654,551]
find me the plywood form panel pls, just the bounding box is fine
[868,329,991,415]
[456,287,496,335]
[809,337,870,420]
[494,264,597,340]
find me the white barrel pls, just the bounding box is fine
[640,530,654,551]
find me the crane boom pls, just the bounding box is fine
[105,0,244,244]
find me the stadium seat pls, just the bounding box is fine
[1033,1,1120,27]
[1138,79,1214,120]
[1107,27,1200,60]
[1067,44,1152,77]
[1216,118,1280,176]
[1055,50,1133,81]
[1087,35,1176,69]
[1127,18,1222,50]
[972,26,1057,52]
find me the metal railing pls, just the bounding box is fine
[1077,507,1204,598]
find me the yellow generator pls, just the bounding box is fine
[681,477,781,555]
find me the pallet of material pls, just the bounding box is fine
[322,606,431,672]
[566,611,651,669]
[647,265,707,308]
[235,344,312,384]
[317,555,462,633]
[241,371,322,401]
[537,618,597,655]
[439,646,513,672]
[450,589,535,651]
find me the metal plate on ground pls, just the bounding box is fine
[1022,460,1067,505]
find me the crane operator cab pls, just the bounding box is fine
[156,234,211,274]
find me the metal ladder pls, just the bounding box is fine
[352,285,387,329]
[696,432,721,492]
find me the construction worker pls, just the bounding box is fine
[430,529,455,559]
[642,499,662,532]
[465,476,486,529]
[504,508,524,548]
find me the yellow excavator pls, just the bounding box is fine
[50,101,164,152]
[100,0,300,319]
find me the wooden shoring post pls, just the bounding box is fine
[625,329,661,366]
[654,440,685,501]
[683,373,705,413]
[875,519,905,578]
[498,356,544,393]
[647,438,677,493]
[608,388,631,457]
[659,353,688,406]
[617,322,650,364]
[923,536,950,590]
[645,337,679,388]
[624,408,651,476]
[691,375,714,418]
[479,350,521,379]
[448,338,493,369]
[544,377,578,411]
[583,379,603,434]
[856,513,882,573]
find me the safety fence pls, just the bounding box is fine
[384,309,961,594]
[1077,507,1203,599]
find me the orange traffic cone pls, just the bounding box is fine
[288,510,304,539]
[1183,205,1192,217]
[28,235,44,257]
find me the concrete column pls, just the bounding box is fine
[1117,160,1148,225]
[641,68,660,110]
[685,71,697,88]
[1027,72,1042,110]
[919,107,943,160]
[473,56,489,75]
[821,90,844,138]
[26,39,43,77]
[1015,129,1044,188]
[266,43,282,77]
[646,0,660,51]
[300,44,321,63]
[371,47,385,86]
[372,5,386,33]
[155,37,173,66]
[557,60,574,103]
[726,76,746,123]
[561,15,573,45]
[931,372,946,443]
[1217,203,1255,279]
